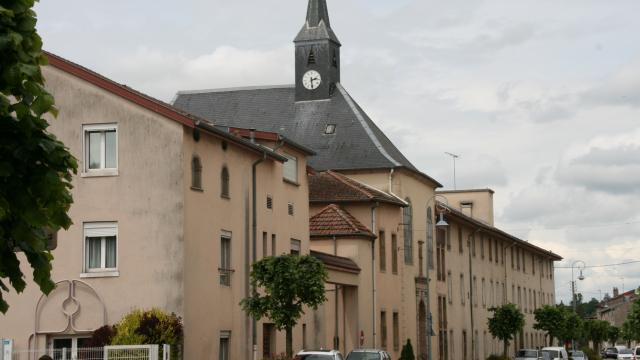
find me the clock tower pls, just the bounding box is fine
[294,0,341,102]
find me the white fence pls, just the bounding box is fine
[6,345,170,360]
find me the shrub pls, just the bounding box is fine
[399,339,415,360]
[86,325,116,347]
[111,308,183,358]
[581,347,602,360]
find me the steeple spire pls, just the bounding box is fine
[294,0,340,45]
[306,0,331,28]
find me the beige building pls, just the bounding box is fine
[598,287,638,328]
[0,52,316,360]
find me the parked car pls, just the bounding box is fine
[516,349,542,360]
[617,348,634,360]
[295,349,344,360]
[604,346,629,359]
[541,347,569,360]
[346,349,391,360]
[569,350,588,360]
[633,346,640,359]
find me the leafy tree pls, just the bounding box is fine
[625,299,640,337]
[607,325,620,346]
[0,0,77,313]
[487,303,525,357]
[399,339,415,360]
[241,255,327,358]
[621,320,636,348]
[534,305,566,346]
[583,319,609,353]
[561,310,584,346]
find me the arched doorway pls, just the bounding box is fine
[418,300,427,360]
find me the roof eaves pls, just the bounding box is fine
[310,232,375,239]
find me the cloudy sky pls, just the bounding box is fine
[36,0,640,304]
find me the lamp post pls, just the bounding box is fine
[425,195,450,360]
[571,260,585,350]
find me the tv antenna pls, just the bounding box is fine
[445,152,460,190]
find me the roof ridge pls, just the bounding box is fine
[326,171,374,199]
[175,84,294,96]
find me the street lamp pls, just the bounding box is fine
[571,260,586,350]
[425,195,450,360]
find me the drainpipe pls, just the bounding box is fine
[371,202,379,348]
[250,135,284,360]
[468,229,482,360]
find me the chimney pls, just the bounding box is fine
[249,128,256,143]
[613,287,619,297]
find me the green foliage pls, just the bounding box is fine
[241,255,328,358]
[562,310,584,344]
[0,0,78,313]
[583,319,610,353]
[607,325,620,345]
[110,308,183,357]
[487,303,525,357]
[621,320,637,345]
[623,299,640,341]
[399,339,415,360]
[534,305,566,346]
[87,325,116,347]
[580,347,601,360]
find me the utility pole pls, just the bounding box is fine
[445,152,459,190]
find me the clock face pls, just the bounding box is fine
[302,70,322,90]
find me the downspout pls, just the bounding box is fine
[333,236,340,351]
[371,202,379,348]
[250,133,284,360]
[468,229,482,360]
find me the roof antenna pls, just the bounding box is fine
[445,152,460,190]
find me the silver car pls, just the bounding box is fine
[569,350,588,360]
[617,349,634,360]
[346,349,391,360]
[516,349,542,360]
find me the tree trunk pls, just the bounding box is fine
[503,340,509,358]
[549,335,554,347]
[286,325,293,358]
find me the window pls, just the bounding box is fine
[288,203,294,216]
[427,208,434,270]
[391,234,398,274]
[381,311,387,348]
[488,238,492,262]
[266,195,273,209]
[83,124,117,174]
[480,235,484,260]
[308,49,316,65]
[191,155,202,190]
[438,296,449,360]
[271,234,276,256]
[462,331,468,360]
[263,324,275,358]
[283,153,298,183]
[511,247,514,269]
[436,229,446,281]
[324,124,336,135]
[219,331,230,360]
[262,232,268,258]
[490,281,495,307]
[379,231,386,272]
[460,274,466,305]
[482,278,486,308]
[220,232,232,286]
[495,239,499,264]
[523,250,526,273]
[458,225,463,254]
[471,235,476,257]
[290,239,301,255]
[83,222,117,274]
[51,337,91,360]
[393,312,399,350]
[403,199,413,264]
[473,276,478,307]
[332,49,338,67]
[447,271,453,304]
[302,323,307,349]
[221,167,230,198]
[532,255,536,274]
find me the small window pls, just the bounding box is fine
[290,239,301,255]
[324,124,336,134]
[392,312,400,350]
[221,167,230,198]
[447,271,453,304]
[266,195,273,209]
[308,49,316,65]
[191,155,202,190]
[283,153,298,183]
[83,124,117,174]
[220,232,232,286]
[271,234,276,257]
[219,331,231,360]
[288,203,294,216]
[84,222,117,273]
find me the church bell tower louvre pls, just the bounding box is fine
[294,0,341,102]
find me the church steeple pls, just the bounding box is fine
[294,0,341,102]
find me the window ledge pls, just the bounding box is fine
[220,194,230,200]
[81,169,119,178]
[283,178,300,187]
[190,186,204,192]
[80,271,120,278]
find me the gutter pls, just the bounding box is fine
[371,202,379,348]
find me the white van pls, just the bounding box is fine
[541,347,569,360]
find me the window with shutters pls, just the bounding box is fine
[83,222,118,275]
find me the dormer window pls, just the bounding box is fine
[324,124,336,135]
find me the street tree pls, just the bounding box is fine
[0,0,78,313]
[621,321,636,348]
[583,319,610,353]
[241,254,327,358]
[487,303,525,357]
[561,310,584,346]
[607,325,620,346]
[534,305,566,346]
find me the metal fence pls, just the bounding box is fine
[7,345,169,360]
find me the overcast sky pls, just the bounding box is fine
[35,0,640,304]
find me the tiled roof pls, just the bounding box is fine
[310,250,360,274]
[173,84,441,187]
[310,204,375,239]
[309,171,407,206]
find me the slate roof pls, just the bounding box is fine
[295,0,340,44]
[173,84,441,186]
[309,170,407,207]
[310,204,375,239]
[310,250,360,274]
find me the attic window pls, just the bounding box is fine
[288,203,294,216]
[324,124,336,135]
[308,49,316,65]
[266,195,273,210]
